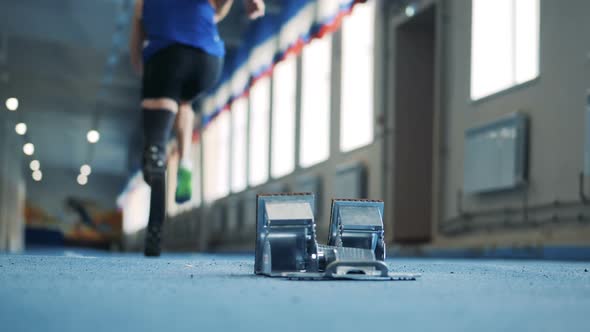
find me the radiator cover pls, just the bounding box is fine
[463,112,529,193]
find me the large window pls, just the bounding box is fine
[203,111,230,203]
[231,97,248,192]
[191,140,202,206]
[340,1,375,152]
[271,55,297,178]
[248,77,270,186]
[300,36,332,168]
[471,0,540,100]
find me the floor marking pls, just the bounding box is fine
[63,251,98,259]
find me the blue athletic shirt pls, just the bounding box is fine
[142,0,225,61]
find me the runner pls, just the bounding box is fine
[129,0,266,256]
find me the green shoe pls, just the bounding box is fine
[175,166,192,204]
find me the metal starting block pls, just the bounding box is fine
[254,193,420,281]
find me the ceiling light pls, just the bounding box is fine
[32,170,42,182]
[30,160,40,171]
[77,174,88,186]
[87,130,100,144]
[15,122,27,135]
[80,164,92,176]
[405,5,416,17]
[6,97,19,111]
[23,143,34,156]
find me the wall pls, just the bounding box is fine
[0,117,26,252]
[139,0,590,253]
[434,0,590,247]
[158,1,390,252]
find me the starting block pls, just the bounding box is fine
[255,193,419,281]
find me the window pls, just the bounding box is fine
[340,1,375,152]
[271,55,297,178]
[203,111,230,203]
[248,77,271,186]
[471,0,540,100]
[231,97,248,192]
[300,36,332,167]
[191,140,202,206]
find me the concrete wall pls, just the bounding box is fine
[152,0,590,252]
[193,27,388,250]
[0,117,25,252]
[160,1,390,251]
[433,0,590,247]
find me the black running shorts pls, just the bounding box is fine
[142,43,223,103]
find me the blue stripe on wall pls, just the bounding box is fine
[390,246,590,261]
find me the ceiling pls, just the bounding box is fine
[0,0,282,182]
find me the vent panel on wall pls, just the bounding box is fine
[242,192,258,231]
[294,175,322,217]
[334,163,367,198]
[463,113,528,193]
[226,197,239,234]
[209,202,227,236]
[264,182,290,194]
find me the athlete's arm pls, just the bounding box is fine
[129,0,146,75]
[244,0,265,20]
[210,0,234,23]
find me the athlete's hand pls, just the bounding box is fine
[244,0,265,20]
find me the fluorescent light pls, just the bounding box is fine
[87,130,100,144]
[15,123,27,135]
[80,164,92,176]
[23,143,34,156]
[6,97,19,111]
[405,5,416,17]
[32,170,42,181]
[30,160,40,171]
[77,174,88,185]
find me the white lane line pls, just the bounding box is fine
[64,251,98,259]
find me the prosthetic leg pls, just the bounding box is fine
[142,109,175,257]
[143,145,167,257]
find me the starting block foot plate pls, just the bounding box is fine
[280,272,421,281]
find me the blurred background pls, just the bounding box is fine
[1,0,589,259]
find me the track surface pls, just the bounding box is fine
[1,250,589,332]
